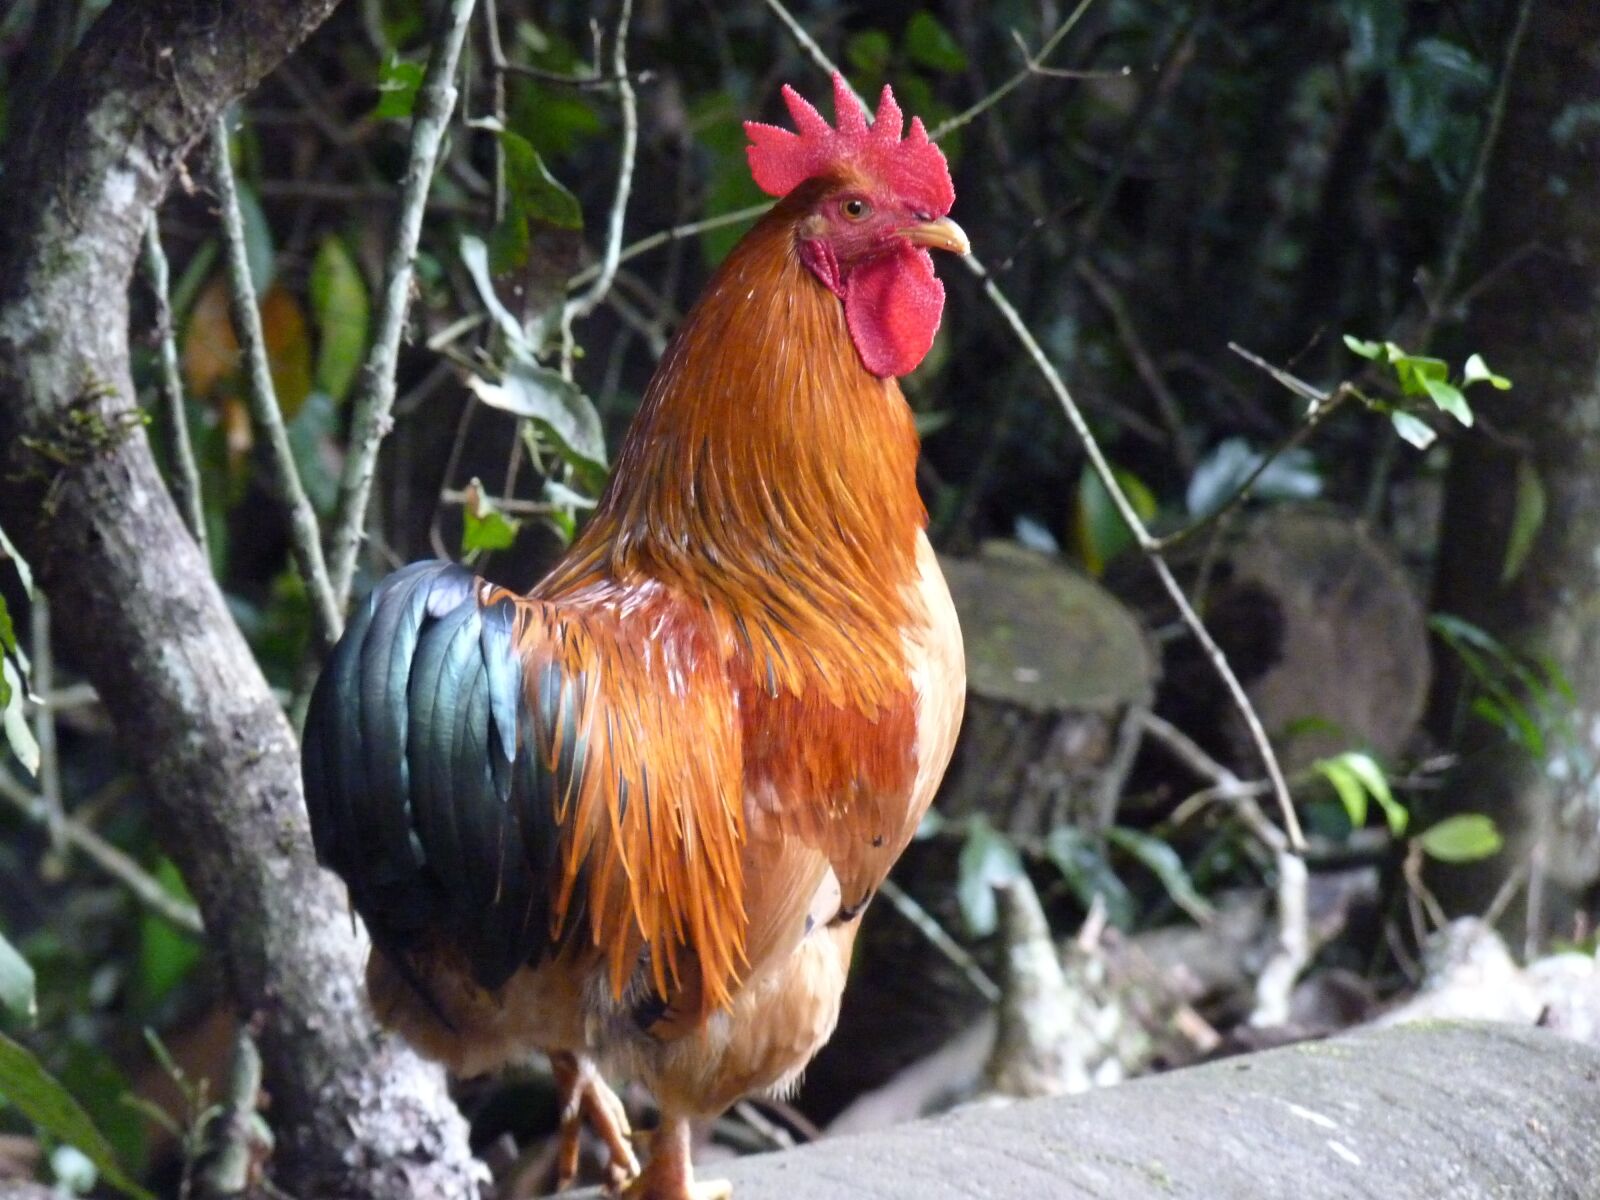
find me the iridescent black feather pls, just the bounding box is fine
[303,561,561,990]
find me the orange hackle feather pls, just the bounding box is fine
[531,177,930,1017]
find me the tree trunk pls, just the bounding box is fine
[585,1022,1600,1199]
[1430,0,1600,929]
[0,3,479,1196]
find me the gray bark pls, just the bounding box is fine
[1430,1,1600,921]
[0,3,479,1197]
[652,1022,1600,1199]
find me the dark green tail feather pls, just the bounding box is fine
[302,561,560,991]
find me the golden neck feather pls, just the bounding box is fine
[540,189,926,708]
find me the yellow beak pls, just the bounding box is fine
[903,217,971,256]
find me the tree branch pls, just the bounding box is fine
[0,2,479,1195]
[209,114,342,648]
[925,0,1099,142]
[327,0,480,608]
[562,0,638,325]
[141,219,208,557]
[0,764,205,937]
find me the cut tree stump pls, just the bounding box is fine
[938,542,1157,835]
[592,1022,1600,1199]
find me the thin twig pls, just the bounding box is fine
[1428,0,1534,329]
[142,218,208,555]
[481,0,508,226]
[438,486,554,516]
[561,0,638,343]
[926,0,1099,141]
[970,255,1303,852]
[210,115,342,648]
[29,598,61,851]
[759,0,845,89]
[1007,28,1136,80]
[879,878,1001,1004]
[1135,712,1308,1026]
[565,203,773,291]
[327,0,479,608]
[496,62,653,90]
[1152,366,1357,555]
[1076,258,1196,472]
[196,1026,265,1199]
[0,765,205,935]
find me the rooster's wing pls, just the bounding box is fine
[302,561,747,1010]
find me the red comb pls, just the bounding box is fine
[744,73,954,215]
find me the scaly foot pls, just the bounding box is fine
[550,1051,641,1190]
[616,1115,730,1200]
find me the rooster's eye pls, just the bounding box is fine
[841,198,872,221]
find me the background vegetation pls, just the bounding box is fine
[2,0,1597,1195]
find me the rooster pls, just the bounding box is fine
[302,74,968,1200]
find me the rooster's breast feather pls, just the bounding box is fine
[302,561,748,1010]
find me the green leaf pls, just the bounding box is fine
[1423,376,1473,426]
[692,97,770,265]
[0,930,36,1028]
[1315,752,1407,836]
[1045,827,1135,929]
[1388,350,1448,397]
[1462,353,1512,391]
[846,29,893,76]
[1342,334,1383,360]
[1418,814,1503,863]
[309,236,370,405]
[2,657,38,776]
[1339,0,1404,70]
[1105,827,1214,922]
[461,480,522,555]
[287,390,340,515]
[1470,694,1543,754]
[1501,457,1546,585]
[56,1042,146,1179]
[0,1031,155,1200]
[498,132,583,245]
[168,238,219,327]
[0,521,33,598]
[1391,410,1437,450]
[135,860,201,1008]
[460,235,528,349]
[1315,756,1366,828]
[469,361,606,475]
[956,818,1022,937]
[0,593,15,660]
[1342,751,1407,835]
[904,12,968,73]
[491,129,586,272]
[233,179,275,296]
[1074,463,1157,575]
[375,54,423,119]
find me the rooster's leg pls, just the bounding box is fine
[550,1050,640,1190]
[621,1115,731,1200]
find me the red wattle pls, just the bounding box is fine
[844,244,945,378]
